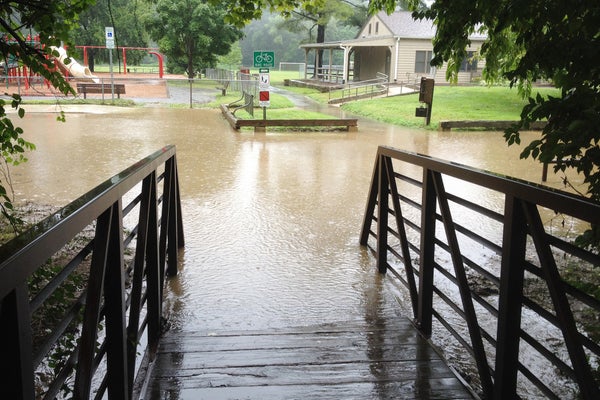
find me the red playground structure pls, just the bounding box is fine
[1,35,164,92]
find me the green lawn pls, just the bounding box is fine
[341,85,559,129]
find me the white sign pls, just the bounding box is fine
[259,72,270,89]
[105,27,115,49]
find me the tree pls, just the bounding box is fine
[72,0,151,72]
[146,0,243,78]
[0,0,95,229]
[217,41,243,69]
[240,12,306,66]
[280,0,364,75]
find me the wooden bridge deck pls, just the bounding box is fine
[142,317,475,399]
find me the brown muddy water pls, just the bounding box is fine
[7,105,584,398]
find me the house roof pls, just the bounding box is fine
[368,10,487,41]
[299,10,486,50]
[375,11,436,39]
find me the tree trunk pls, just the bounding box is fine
[313,23,325,78]
[187,53,194,79]
[88,50,95,73]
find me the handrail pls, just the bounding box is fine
[360,145,600,399]
[0,146,184,399]
[329,73,388,103]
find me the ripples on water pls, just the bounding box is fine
[12,107,588,398]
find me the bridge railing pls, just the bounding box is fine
[0,145,184,400]
[360,145,600,399]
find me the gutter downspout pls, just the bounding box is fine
[394,36,400,82]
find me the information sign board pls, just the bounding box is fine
[259,90,270,107]
[105,27,115,49]
[253,51,275,68]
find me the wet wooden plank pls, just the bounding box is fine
[142,318,474,399]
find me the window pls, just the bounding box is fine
[415,51,433,73]
[368,24,372,34]
[460,51,478,72]
[375,22,379,34]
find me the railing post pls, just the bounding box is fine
[385,156,419,318]
[432,171,493,397]
[103,200,129,400]
[160,155,184,279]
[75,207,113,399]
[417,169,436,336]
[127,172,159,395]
[0,285,35,400]
[359,153,381,246]
[494,195,527,399]
[75,202,129,400]
[376,154,389,274]
[144,172,163,357]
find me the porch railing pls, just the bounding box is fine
[360,145,600,399]
[0,145,184,399]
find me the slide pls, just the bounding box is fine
[51,46,99,83]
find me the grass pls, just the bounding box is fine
[340,85,560,129]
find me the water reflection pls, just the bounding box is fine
[10,106,574,334]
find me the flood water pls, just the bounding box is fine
[8,104,585,398]
[11,105,566,332]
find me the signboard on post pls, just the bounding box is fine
[253,51,275,68]
[259,90,270,107]
[258,67,270,108]
[105,27,115,100]
[105,27,115,49]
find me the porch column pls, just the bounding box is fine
[341,46,350,84]
[304,48,309,80]
[328,48,333,82]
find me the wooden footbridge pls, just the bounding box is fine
[1,145,599,399]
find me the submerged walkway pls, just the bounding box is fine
[143,312,474,399]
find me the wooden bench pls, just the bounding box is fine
[76,83,126,99]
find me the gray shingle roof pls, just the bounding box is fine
[374,10,487,40]
[377,11,436,39]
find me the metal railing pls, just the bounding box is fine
[0,146,184,399]
[328,72,388,104]
[360,146,600,399]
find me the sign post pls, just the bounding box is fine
[415,77,435,125]
[105,27,115,101]
[254,52,274,119]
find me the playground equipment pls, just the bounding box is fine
[0,34,165,94]
[51,46,99,82]
[77,46,164,78]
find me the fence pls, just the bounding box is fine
[0,146,184,399]
[360,145,600,399]
[205,68,258,96]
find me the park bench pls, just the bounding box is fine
[77,83,126,99]
[215,80,230,96]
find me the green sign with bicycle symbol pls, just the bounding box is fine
[253,51,274,68]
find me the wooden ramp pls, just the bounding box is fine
[142,317,475,399]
